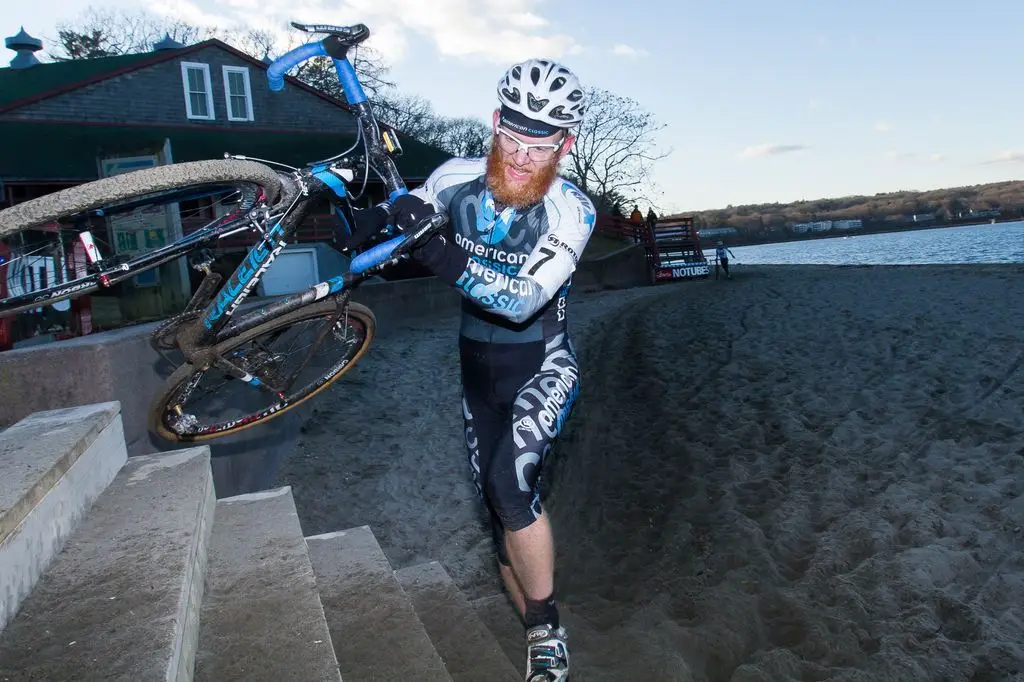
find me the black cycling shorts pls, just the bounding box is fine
[459,332,581,565]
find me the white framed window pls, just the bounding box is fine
[180,62,214,120]
[222,65,254,122]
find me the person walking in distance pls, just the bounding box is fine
[341,58,593,681]
[716,240,736,279]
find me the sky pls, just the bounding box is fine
[2,0,1023,214]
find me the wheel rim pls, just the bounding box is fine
[156,307,373,440]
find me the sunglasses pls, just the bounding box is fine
[494,125,566,162]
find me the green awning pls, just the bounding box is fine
[0,120,450,183]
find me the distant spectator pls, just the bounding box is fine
[716,241,735,279]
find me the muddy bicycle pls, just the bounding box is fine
[0,22,447,442]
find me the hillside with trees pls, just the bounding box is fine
[683,180,1024,244]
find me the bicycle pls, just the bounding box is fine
[0,21,449,443]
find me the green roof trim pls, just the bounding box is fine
[0,52,161,108]
[0,120,451,183]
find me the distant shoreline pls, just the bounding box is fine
[711,216,1020,249]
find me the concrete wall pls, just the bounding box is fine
[0,276,463,498]
[574,244,653,290]
[0,245,648,497]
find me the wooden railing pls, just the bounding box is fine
[594,214,654,245]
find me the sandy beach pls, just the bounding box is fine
[278,263,1024,681]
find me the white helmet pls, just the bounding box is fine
[497,59,586,132]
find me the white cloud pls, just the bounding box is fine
[874,120,891,132]
[738,143,809,159]
[808,98,821,110]
[507,12,548,30]
[982,150,1024,165]
[885,150,915,161]
[930,153,944,162]
[155,0,584,65]
[611,44,649,58]
[151,0,232,29]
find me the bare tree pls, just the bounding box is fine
[373,92,436,135]
[291,45,395,104]
[50,7,214,59]
[433,117,491,157]
[564,87,671,212]
[47,8,395,102]
[222,28,277,60]
[375,92,491,157]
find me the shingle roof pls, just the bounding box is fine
[0,52,160,108]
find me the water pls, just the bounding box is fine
[721,220,1024,265]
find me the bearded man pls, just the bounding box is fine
[343,58,594,682]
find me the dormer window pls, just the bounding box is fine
[180,62,214,120]
[222,66,254,121]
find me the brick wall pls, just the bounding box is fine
[0,45,357,134]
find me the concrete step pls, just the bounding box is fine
[0,446,215,681]
[396,562,521,682]
[194,487,341,681]
[306,525,452,681]
[0,401,127,633]
[471,594,530,673]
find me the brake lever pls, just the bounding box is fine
[391,212,448,258]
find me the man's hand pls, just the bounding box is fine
[389,194,434,231]
[336,204,388,251]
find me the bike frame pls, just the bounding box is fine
[194,28,419,345]
[187,25,444,346]
[156,24,451,400]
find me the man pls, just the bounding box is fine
[715,240,735,279]
[344,58,593,681]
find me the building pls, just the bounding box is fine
[0,27,451,345]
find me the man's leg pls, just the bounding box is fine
[499,550,527,616]
[459,338,535,619]
[465,334,579,679]
[505,510,556,618]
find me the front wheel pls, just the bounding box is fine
[148,298,375,442]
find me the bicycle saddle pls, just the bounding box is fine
[290,21,370,46]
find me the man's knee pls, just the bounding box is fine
[484,474,542,534]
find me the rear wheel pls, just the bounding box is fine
[0,159,281,318]
[148,298,376,442]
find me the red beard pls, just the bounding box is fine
[485,143,560,208]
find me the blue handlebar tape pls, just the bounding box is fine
[332,59,367,104]
[350,235,406,273]
[267,42,328,91]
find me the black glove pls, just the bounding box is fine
[389,193,434,230]
[410,231,469,286]
[336,204,388,251]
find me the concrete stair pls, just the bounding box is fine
[194,488,341,681]
[396,562,522,682]
[307,526,452,681]
[0,401,520,681]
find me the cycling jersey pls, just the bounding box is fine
[410,156,594,562]
[410,157,597,344]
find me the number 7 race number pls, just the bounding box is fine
[527,247,556,276]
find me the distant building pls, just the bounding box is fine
[696,226,738,239]
[791,220,833,233]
